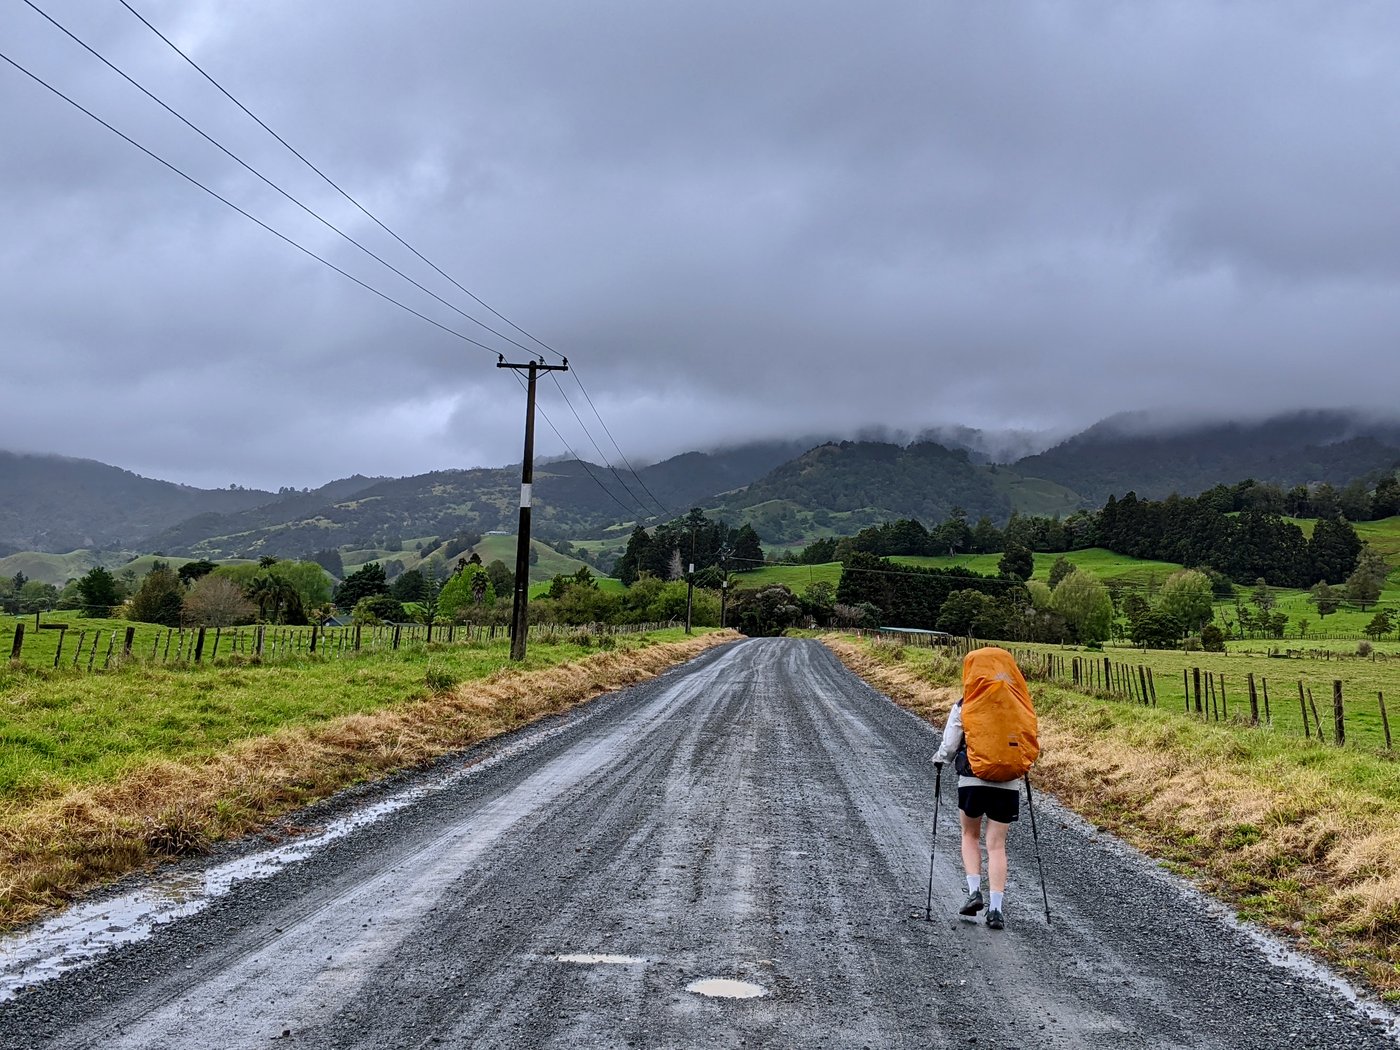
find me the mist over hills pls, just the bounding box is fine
[3,410,1398,566]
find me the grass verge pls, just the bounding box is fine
[0,629,737,932]
[823,634,1400,1001]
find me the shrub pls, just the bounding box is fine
[1357,640,1374,657]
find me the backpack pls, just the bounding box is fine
[957,646,1039,782]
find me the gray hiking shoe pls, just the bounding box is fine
[958,889,984,916]
[986,908,1005,930]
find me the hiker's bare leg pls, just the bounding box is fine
[985,818,1009,893]
[959,811,982,877]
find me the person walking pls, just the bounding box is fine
[931,647,1039,930]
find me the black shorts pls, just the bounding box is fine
[958,785,1020,824]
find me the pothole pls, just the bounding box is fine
[686,978,766,999]
[556,953,645,965]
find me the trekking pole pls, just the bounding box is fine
[925,763,943,922]
[1024,773,1051,926]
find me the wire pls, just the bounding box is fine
[18,0,544,359]
[0,47,504,355]
[568,367,675,520]
[546,373,658,522]
[507,371,640,521]
[117,0,565,365]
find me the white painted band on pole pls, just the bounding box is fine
[520,483,532,508]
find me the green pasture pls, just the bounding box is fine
[993,640,1399,752]
[0,626,695,800]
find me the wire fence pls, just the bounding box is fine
[857,629,1395,753]
[3,619,678,674]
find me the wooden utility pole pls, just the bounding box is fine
[497,355,569,661]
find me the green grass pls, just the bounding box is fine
[0,626,697,800]
[1000,640,1400,753]
[731,563,843,592]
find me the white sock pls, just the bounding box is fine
[989,891,1004,911]
[966,874,981,895]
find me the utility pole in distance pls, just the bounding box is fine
[497,355,568,661]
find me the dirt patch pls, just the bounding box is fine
[0,632,738,933]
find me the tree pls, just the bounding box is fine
[390,569,430,603]
[1250,578,1275,615]
[614,526,652,585]
[352,594,406,625]
[998,543,1033,582]
[75,566,121,616]
[177,560,218,586]
[1130,610,1183,649]
[311,548,345,578]
[936,589,994,635]
[1308,516,1362,585]
[1364,609,1394,640]
[732,523,764,567]
[1309,580,1341,618]
[1157,570,1214,633]
[1050,569,1113,644]
[1345,545,1390,610]
[729,585,802,637]
[128,564,185,626]
[438,563,496,621]
[485,559,514,599]
[335,562,389,608]
[1200,623,1226,652]
[183,575,256,627]
[1047,556,1075,590]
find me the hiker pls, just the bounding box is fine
[931,647,1039,930]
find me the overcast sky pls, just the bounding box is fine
[3,1,1399,490]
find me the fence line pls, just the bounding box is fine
[3,619,680,675]
[857,628,1394,753]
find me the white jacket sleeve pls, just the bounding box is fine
[931,700,964,765]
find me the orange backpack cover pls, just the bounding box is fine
[961,647,1039,782]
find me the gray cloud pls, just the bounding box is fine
[3,0,1399,490]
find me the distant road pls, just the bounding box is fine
[2,638,1395,1048]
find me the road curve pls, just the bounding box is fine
[1,637,1395,1049]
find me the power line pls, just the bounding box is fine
[546,372,659,523]
[19,0,536,358]
[567,367,675,520]
[0,47,502,357]
[117,0,565,365]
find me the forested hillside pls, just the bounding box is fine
[0,451,273,554]
[1013,411,1400,506]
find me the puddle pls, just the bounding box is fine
[0,715,595,1003]
[556,953,646,965]
[686,978,766,999]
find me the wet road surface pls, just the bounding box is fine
[1,638,1396,1048]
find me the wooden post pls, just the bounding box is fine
[309,625,318,654]
[1147,667,1157,706]
[1104,657,1111,694]
[256,625,265,657]
[9,623,23,660]
[87,632,99,671]
[354,624,362,651]
[52,626,67,668]
[194,626,206,663]
[1183,669,1190,713]
[1298,681,1311,739]
[1307,687,1325,742]
[1332,680,1345,747]
[212,627,221,661]
[1261,677,1271,724]
[123,626,135,656]
[103,631,115,669]
[392,624,401,650]
[1193,667,1202,715]
[1247,673,1259,725]
[1138,666,1149,706]
[72,630,86,667]
[1219,674,1227,721]
[1379,692,1391,750]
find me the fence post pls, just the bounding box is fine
[1247,673,1259,725]
[256,625,265,657]
[9,623,23,661]
[1193,667,1202,715]
[1307,687,1325,742]
[1138,666,1149,706]
[1298,681,1310,739]
[354,624,362,651]
[123,626,136,656]
[1379,692,1392,750]
[1332,680,1345,747]
[53,626,68,668]
[1219,675,1227,720]
[194,626,206,663]
[392,625,401,650]
[1147,667,1156,706]
[309,625,318,654]
[1183,669,1190,713]
[1261,677,1270,724]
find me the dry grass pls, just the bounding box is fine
[0,632,736,933]
[824,635,1400,1000]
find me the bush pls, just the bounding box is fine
[1357,640,1374,657]
[1200,624,1226,653]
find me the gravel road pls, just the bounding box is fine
[2,637,1396,1049]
